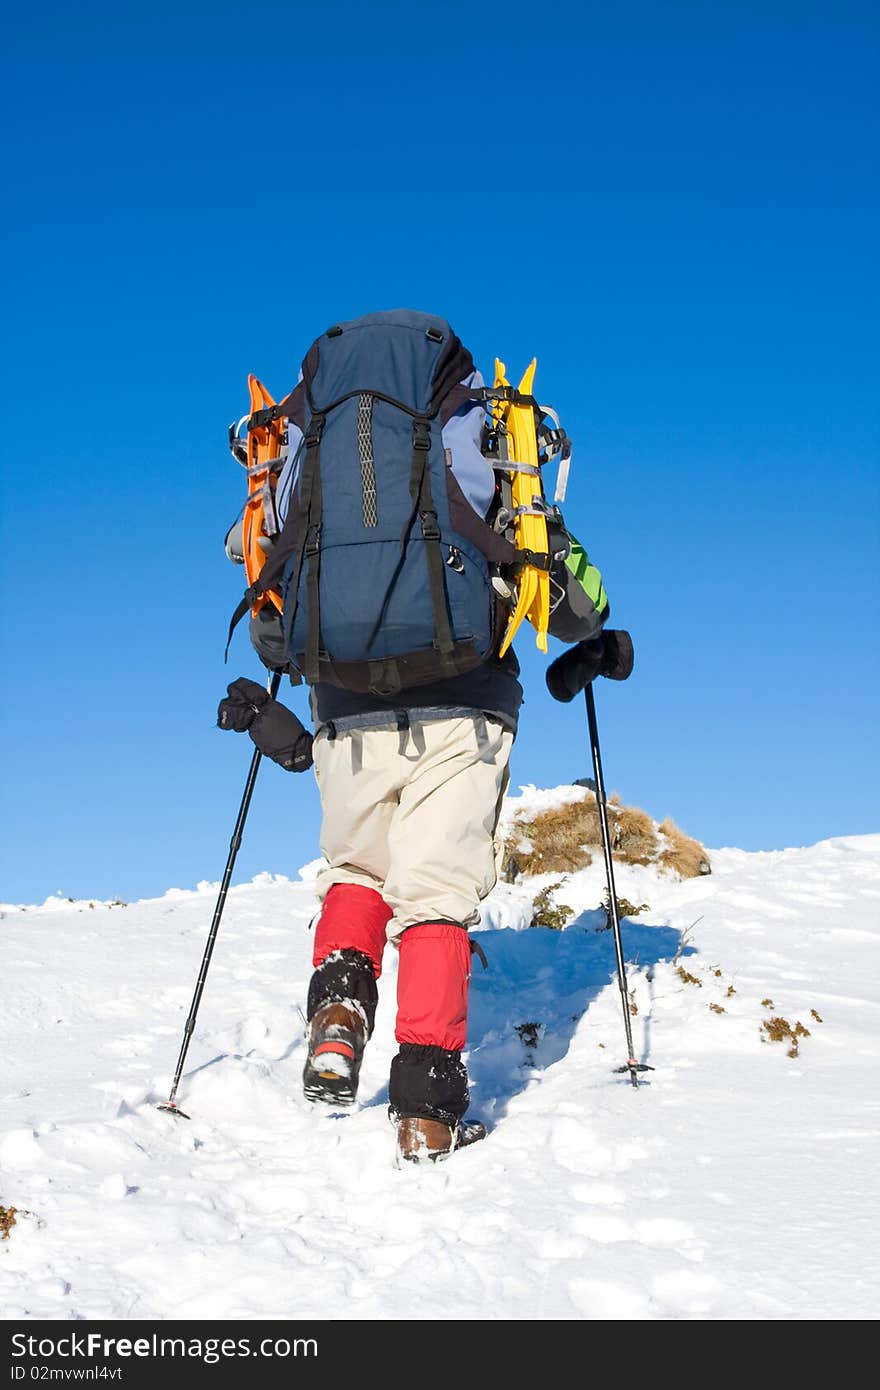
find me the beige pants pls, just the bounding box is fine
[312,714,514,943]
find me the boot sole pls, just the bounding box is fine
[302,1052,361,1106]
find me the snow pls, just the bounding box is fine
[498,780,592,836]
[1,793,879,1321]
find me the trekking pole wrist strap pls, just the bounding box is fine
[224,582,264,661]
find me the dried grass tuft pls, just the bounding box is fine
[611,805,657,866]
[504,799,601,877]
[762,1015,811,1059]
[503,793,710,880]
[657,818,712,878]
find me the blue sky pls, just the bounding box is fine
[2,1,877,903]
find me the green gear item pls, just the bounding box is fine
[564,533,609,617]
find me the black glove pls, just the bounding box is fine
[217,676,269,732]
[217,677,313,772]
[546,630,634,703]
[598,630,635,682]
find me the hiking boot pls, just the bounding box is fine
[395,1115,487,1165]
[302,1002,366,1106]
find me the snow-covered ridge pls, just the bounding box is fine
[1,792,878,1321]
[0,865,327,918]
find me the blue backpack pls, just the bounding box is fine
[249,309,520,696]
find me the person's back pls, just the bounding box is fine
[226,309,620,1163]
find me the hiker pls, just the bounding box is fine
[221,310,626,1163]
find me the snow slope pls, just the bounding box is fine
[2,791,879,1321]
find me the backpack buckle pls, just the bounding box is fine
[305,524,322,557]
[305,413,326,450]
[419,509,440,542]
[412,421,431,451]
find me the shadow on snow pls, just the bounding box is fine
[169,910,687,1132]
[464,909,684,1128]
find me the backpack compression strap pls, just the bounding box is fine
[438,382,541,425]
[410,418,457,679]
[301,416,325,684]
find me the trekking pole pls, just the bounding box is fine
[584,683,653,1088]
[159,669,282,1118]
